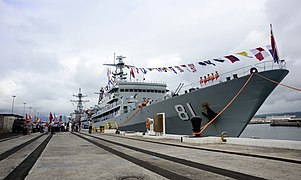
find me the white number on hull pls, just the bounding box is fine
[175,103,196,121]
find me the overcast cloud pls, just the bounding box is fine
[0,0,300,118]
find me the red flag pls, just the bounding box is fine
[187,63,197,73]
[29,115,32,123]
[54,114,58,123]
[224,55,240,63]
[174,66,184,72]
[49,112,53,123]
[26,113,30,120]
[130,68,135,78]
[250,47,270,61]
[270,24,279,64]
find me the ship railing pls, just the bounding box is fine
[92,109,120,122]
[101,80,166,99]
[98,104,121,115]
[116,79,166,85]
[92,103,121,118]
[176,60,285,95]
[219,60,285,83]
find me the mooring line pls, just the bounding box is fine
[200,73,254,134]
[256,73,301,92]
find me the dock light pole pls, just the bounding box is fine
[23,103,26,118]
[11,95,16,114]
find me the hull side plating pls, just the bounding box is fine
[95,69,288,137]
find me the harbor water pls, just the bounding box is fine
[240,124,301,141]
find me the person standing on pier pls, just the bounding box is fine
[50,121,55,134]
[23,120,27,135]
[88,120,93,134]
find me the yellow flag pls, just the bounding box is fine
[237,51,253,58]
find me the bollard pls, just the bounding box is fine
[221,131,228,142]
[100,126,104,133]
[190,116,202,137]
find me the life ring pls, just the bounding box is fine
[250,67,258,74]
[146,118,151,129]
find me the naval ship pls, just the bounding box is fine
[90,54,288,137]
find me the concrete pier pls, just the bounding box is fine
[0,131,300,179]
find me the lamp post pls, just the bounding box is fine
[23,103,26,118]
[11,95,16,114]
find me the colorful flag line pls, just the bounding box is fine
[126,46,274,78]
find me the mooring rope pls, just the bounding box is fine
[255,73,301,92]
[200,73,255,134]
[118,99,151,128]
[118,107,142,128]
[117,70,300,131]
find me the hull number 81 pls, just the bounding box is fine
[175,103,196,121]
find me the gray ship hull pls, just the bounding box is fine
[96,69,288,137]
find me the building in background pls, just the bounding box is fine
[0,114,23,133]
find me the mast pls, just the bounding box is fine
[70,88,89,123]
[103,55,134,81]
[95,87,104,105]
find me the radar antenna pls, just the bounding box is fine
[103,55,134,81]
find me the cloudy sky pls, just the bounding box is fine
[0,0,300,118]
